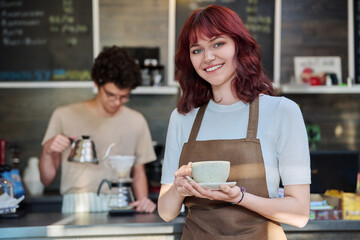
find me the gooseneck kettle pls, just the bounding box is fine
[67,135,115,164]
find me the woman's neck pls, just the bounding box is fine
[212,86,239,105]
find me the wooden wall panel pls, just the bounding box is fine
[281,0,348,83]
[99,0,169,80]
[284,94,360,151]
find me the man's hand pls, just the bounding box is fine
[43,134,73,155]
[40,134,73,186]
[130,197,156,213]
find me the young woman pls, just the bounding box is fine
[158,5,310,239]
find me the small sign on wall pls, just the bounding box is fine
[294,57,342,85]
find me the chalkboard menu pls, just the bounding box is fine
[354,0,360,83]
[0,0,93,81]
[176,0,275,80]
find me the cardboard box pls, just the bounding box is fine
[342,193,360,220]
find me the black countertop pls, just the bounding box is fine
[1,194,359,239]
[1,211,360,239]
[0,212,184,239]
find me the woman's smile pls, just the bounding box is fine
[204,63,224,72]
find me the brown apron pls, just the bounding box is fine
[179,97,287,240]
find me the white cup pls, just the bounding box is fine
[191,161,230,183]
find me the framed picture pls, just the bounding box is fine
[294,56,342,85]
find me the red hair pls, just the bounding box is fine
[175,5,275,114]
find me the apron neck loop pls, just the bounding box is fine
[187,97,259,142]
[246,97,259,139]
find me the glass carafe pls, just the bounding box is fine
[97,179,134,210]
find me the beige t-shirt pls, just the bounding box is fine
[42,102,156,195]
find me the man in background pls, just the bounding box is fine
[39,46,157,213]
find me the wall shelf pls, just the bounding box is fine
[279,84,360,94]
[132,86,178,95]
[0,82,178,95]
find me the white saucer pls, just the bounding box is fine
[198,182,237,190]
[185,176,236,190]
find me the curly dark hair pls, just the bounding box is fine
[91,46,141,89]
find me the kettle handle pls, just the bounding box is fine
[97,179,112,196]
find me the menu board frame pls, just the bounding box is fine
[352,0,360,84]
[0,0,100,88]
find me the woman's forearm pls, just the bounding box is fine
[158,184,185,222]
[240,184,310,228]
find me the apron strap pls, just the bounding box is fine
[188,102,209,142]
[188,97,259,141]
[246,97,259,139]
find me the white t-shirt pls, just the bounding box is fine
[161,94,311,198]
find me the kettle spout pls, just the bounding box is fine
[102,143,116,160]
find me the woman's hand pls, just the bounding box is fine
[187,181,242,203]
[173,162,195,197]
[174,162,242,203]
[158,162,194,222]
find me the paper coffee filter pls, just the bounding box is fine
[109,155,135,179]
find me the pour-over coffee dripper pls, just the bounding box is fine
[109,155,135,181]
[97,155,136,211]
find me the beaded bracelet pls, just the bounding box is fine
[231,186,246,205]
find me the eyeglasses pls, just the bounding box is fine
[101,87,130,103]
